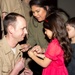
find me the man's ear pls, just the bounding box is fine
[8,25,14,34]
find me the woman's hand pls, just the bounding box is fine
[21,44,31,52]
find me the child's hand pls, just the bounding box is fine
[34,52,45,59]
[31,45,43,53]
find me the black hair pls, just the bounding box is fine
[65,17,75,28]
[43,12,72,63]
[29,0,56,18]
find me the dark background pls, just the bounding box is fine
[47,0,75,18]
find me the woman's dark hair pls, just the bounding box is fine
[43,12,72,63]
[54,8,70,22]
[29,0,56,17]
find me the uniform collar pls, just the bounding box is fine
[1,36,22,54]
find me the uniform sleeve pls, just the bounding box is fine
[1,0,12,13]
[1,0,24,14]
[0,46,3,75]
[27,17,36,47]
[0,0,1,16]
[45,43,62,60]
[0,56,2,75]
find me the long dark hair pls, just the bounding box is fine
[29,0,56,17]
[43,12,72,63]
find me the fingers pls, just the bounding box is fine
[16,57,24,63]
[20,44,31,52]
[31,45,42,53]
[20,58,25,63]
[15,58,25,69]
[24,68,33,75]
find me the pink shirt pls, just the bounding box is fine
[42,38,68,75]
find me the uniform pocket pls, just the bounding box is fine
[2,64,11,73]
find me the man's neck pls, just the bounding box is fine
[5,35,18,48]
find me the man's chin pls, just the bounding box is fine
[20,38,24,42]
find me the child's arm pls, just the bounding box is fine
[28,50,52,68]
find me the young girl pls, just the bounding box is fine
[28,12,72,75]
[65,17,75,75]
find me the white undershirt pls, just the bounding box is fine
[11,48,16,54]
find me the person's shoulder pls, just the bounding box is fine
[50,38,59,45]
[0,39,4,54]
[0,39,4,48]
[0,36,6,47]
[48,38,61,50]
[48,39,62,55]
[0,38,3,44]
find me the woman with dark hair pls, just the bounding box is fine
[28,12,72,75]
[26,0,56,49]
